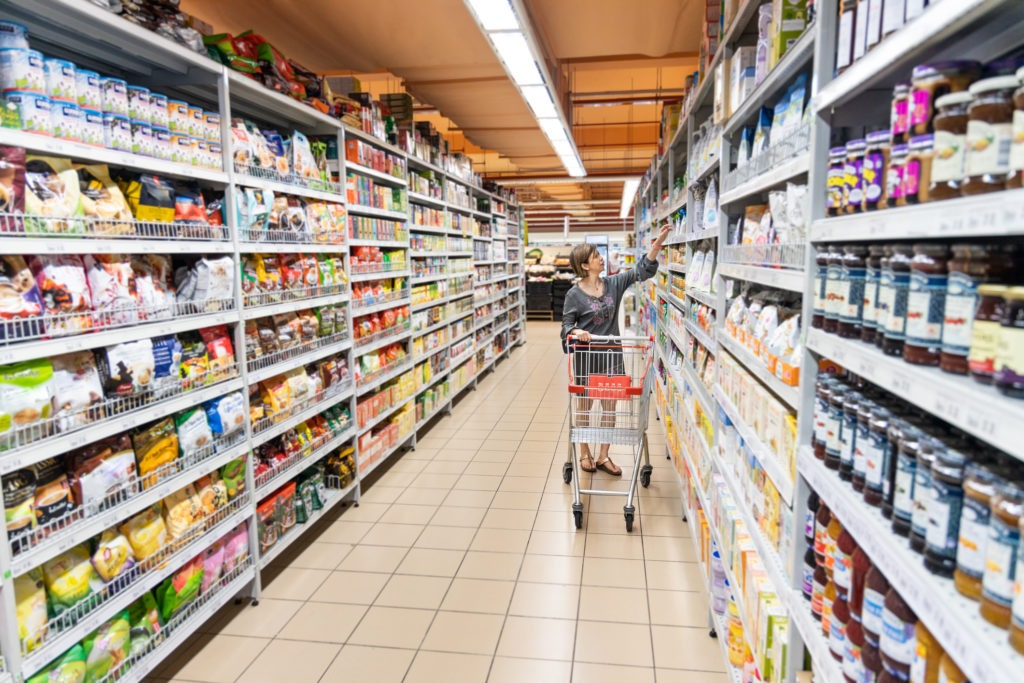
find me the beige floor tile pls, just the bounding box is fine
[456,550,523,581]
[509,581,580,619]
[481,439,521,452]
[425,459,470,474]
[260,567,331,601]
[396,487,450,506]
[396,547,466,577]
[430,504,489,527]
[497,615,577,661]
[408,472,461,489]
[472,449,516,464]
[654,669,732,683]
[489,656,572,683]
[443,489,496,508]
[420,610,504,654]
[334,502,391,523]
[648,589,709,627]
[455,474,503,491]
[239,638,340,682]
[455,428,493,438]
[336,545,408,573]
[515,449,558,464]
[534,509,580,533]
[571,662,655,683]
[639,495,685,517]
[651,625,727,671]
[378,471,417,488]
[641,514,690,538]
[645,560,704,592]
[309,570,389,604]
[540,492,576,511]
[389,459,428,474]
[481,507,537,530]
[164,634,269,683]
[272,541,352,571]
[499,476,548,493]
[358,485,405,504]
[583,532,645,560]
[414,525,478,551]
[518,554,583,584]
[378,503,437,525]
[581,557,647,589]
[577,586,650,624]
[210,598,301,638]
[464,460,511,477]
[435,448,476,462]
[319,645,415,683]
[643,535,697,563]
[317,520,373,544]
[441,578,515,614]
[360,522,425,547]
[348,606,435,649]
[489,490,542,510]
[404,650,491,683]
[527,530,585,557]
[575,619,653,667]
[277,602,366,643]
[585,511,641,535]
[375,574,452,610]
[470,527,531,554]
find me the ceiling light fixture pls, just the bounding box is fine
[619,178,640,219]
[462,0,585,178]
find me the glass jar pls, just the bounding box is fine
[955,460,1003,600]
[829,147,849,215]
[901,134,934,204]
[853,395,877,492]
[980,480,1024,628]
[823,576,837,637]
[839,391,861,481]
[1011,513,1024,653]
[939,652,967,683]
[892,82,911,144]
[825,244,846,334]
[803,544,817,601]
[815,376,835,460]
[845,616,867,683]
[840,245,869,339]
[814,246,831,329]
[863,406,891,508]
[969,284,1009,384]
[864,130,891,210]
[851,544,871,619]
[880,588,917,678]
[909,61,982,136]
[910,436,942,553]
[862,245,886,344]
[905,243,951,366]
[941,245,1016,375]
[846,139,867,213]
[1007,66,1024,189]
[806,490,820,545]
[883,416,910,519]
[995,286,1024,398]
[816,502,832,567]
[832,593,851,662]
[863,565,890,646]
[909,621,943,683]
[827,510,843,578]
[875,246,894,348]
[923,447,967,577]
[930,91,973,200]
[892,427,922,537]
[813,562,828,621]
[826,383,847,471]
[962,76,1020,195]
[888,144,909,207]
[835,528,857,597]
[882,245,914,356]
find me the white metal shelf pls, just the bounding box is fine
[684,287,717,310]
[719,153,810,206]
[356,359,415,395]
[411,273,448,285]
[409,223,450,235]
[343,125,408,157]
[242,290,350,320]
[407,192,447,209]
[358,432,416,479]
[800,449,1024,683]
[237,241,348,253]
[348,238,408,248]
[250,384,354,450]
[412,296,450,312]
[656,288,688,314]
[681,364,714,424]
[246,337,353,385]
[350,269,412,283]
[228,71,340,132]
[788,588,846,683]
[352,295,412,317]
[0,235,233,256]
[666,263,686,275]
[413,342,451,363]
[654,194,688,223]
[358,395,414,436]
[348,205,409,221]
[346,162,408,187]
[449,346,475,370]
[717,332,800,410]
[233,173,344,204]
[718,263,804,292]
[406,154,446,174]
[693,157,720,185]
[415,398,452,432]
[258,481,359,569]
[413,318,451,338]
[807,328,1024,461]
[255,425,356,499]
[450,327,475,347]
[416,368,451,395]
[683,319,716,354]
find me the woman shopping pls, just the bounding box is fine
[560,223,671,475]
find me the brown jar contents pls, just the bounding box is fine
[874,246,893,348]
[844,617,866,683]
[839,391,861,481]
[910,621,944,683]
[882,417,911,520]
[862,639,884,682]
[939,652,968,683]
[826,383,847,471]
[853,394,876,492]
[880,589,917,678]
[863,407,891,508]
[962,76,1020,195]
[891,427,922,538]
[839,245,868,339]
[968,285,1009,384]
[904,243,951,366]
[980,480,1024,629]
[882,245,914,357]
[815,502,832,567]
[994,286,1024,399]
[834,528,857,598]
[814,377,834,459]
[823,577,838,639]
[862,566,890,646]
[850,545,870,618]
[930,91,973,200]
[899,134,934,205]
[813,563,828,622]
[909,61,982,136]
[955,461,1004,600]
[814,246,831,329]
[831,592,851,662]
[887,144,909,209]
[891,82,910,144]
[1007,66,1024,189]
[825,245,846,333]
[862,245,886,344]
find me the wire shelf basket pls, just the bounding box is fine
[0,213,229,241]
[245,329,351,376]
[242,282,348,309]
[720,126,811,194]
[235,164,344,197]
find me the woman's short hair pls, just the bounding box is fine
[569,243,598,278]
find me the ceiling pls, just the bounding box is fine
[182,0,701,232]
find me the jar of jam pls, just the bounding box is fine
[880,588,917,678]
[892,82,911,144]
[826,383,847,471]
[980,479,1024,628]
[863,406,891,508]
[924,447,967,577]
[846,139,867,213]
[815,376,835,459]
[816,501,832,567]
[874,246,893,348]
[863,565,890,646]
[813,562,828,621]
[882,245,914,356]
[941,245,1016,375]
[840,391,861,481]
[995,286,1024,398]
[909,61,982,136]
[864,130,891,210]
[910,436,942,553]
[803,544,817,601]
[835,528,857,598]
[901,134,934,204]
[806,490,820,545]
[892,427,922,537]
[888,144,909,207]
[1007,66,1024,189]
[962,76,1020,195]
[853,395,877,492]
[929,92,973,199]
[825,245,846,334]
[832,592,852,662]
[909,621,944,683]
[939,652,968,683]
[827,511,843,578]
[829,147,848,215]
[863,245,886,344]
[955,460,1004,600]
[823,576,838,637]
[883,416,910,519]
[905,243,951,366]
[814,246,832,329]
[1011,512,1024,653]
[845,616,867,683]
[840,245,868,338]
[851,544,871,619]
[968,284,1008,384]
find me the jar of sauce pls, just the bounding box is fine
[851,545,871,619]
[826,245,847,334]
[829,147,849,215]
[863,406,892,508]
[840,245,869,338]
[910,436,941,553]
[840,391,861,481]
[823,577,838,638]
[846,139,867,213]
[827,512,843,577]
[909,621,944,683]
[815,376,835,459]
[938,652,968,683]
[816,502,832,567]
[835,528,857,598]
[892,82,911,144]
[994,286,1024,398]
[892,426,922,536]
[888,144,909,207]
[863,245,886,344]
[905,243,951,366]
[864,130,891,210]
[803,544,817,601]
[955,461,1004,600]
[901,134,934,205]
[826,383,848,471]
[929,92,973,200]
[883,416,911,519]
[962,76,1020,195]
[845,616,867,683]
[863,565,890,646]
[806,490,820,545]
[854,395,878,492]
[813,562,828,621]
[980,479,1024,628]
[924,447,967,577]
[1010,512,1024,653]
[909,61,982,136]
[875,246,893,348]
[814,246,831,329]
[863,638,884,683]
[882,245,914,356]
[832,592,852,662]
[1007,66,1024,189]
[880,588,917,678]
[968,284,1008,384]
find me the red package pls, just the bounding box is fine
[200,325,235,371]
[279,255,303,291]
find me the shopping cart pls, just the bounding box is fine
[562,334,654,532]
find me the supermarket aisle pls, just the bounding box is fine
[150,322,728,683]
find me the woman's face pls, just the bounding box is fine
[584,250,604,276]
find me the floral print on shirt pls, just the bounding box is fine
[589,294,616,328]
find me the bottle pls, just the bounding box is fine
[840,391,861,481]
[862,637,884,683]
[803,545,817,601]
[839,245,868,338]
[892,427,923,537]
[816,503,832,567]
[815,376,834,460]
[844,616,867,683]
[825,244,846,333]
[813,563,828,621]
[955,461,1004,600]
[880,588,917,679]
[850,546,871,619]
[911,436,942,553]
[924,447,968,577]
[832,592,852,662]
[854,394,877,492]
[835,528,857,599]
[980,479,1024,628]
[1010,510,1024,653]
[864,407,892,508]
[806,490,820,545]
[909,621,944,683]
[826,383,847,471]
[863,245,886,344]
[905,243,951,366]
[863,566,890,646]
[823,577,838,639]
[883,416,911,520]
[827,513,844,578]
[882,244,914,357]
[814,245,831,328]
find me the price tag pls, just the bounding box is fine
[932,394,962,422]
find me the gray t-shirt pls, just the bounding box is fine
[560,255,659,343]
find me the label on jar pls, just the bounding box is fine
[892,96,909,138]
[910,639,928,683]
[1010,109,1024,172]
[865,431,886,490]
[844,636,865,682]
[863,152,886,205]
[863,588,886,638]
[863,266,880,328]
[828,167,845,210]
[893,451,916,523]
[883,0,907,35]
[982,515,1019,607]
[814,266,827,316]
[903,158,922,199]
[1011,550,1024,629]
[815,518,829,561]
[854,423,869,480]
[911,464,933,538]
[941,271,978,356]
[995,326,1024,384]
[840,413,857,470]
[842,265,866,323]
[866,0,883,46]
[837,10,854,70]
[814,393,828,445]
[932,129,966,183]
[926,476,964,559]
[966,120,1013,176]
[805,507,815,541]
[822,593,834,635]
[887,161,905,201]
[826,262,845,320]
[905,0,926,19]
[812,574,826,617]
[884,441,900,499]
[967,319,1001,375]
[827,404,843,456]
[834,546,853,593]
[910,87,932,129]
[957,494,992,578]
[830,613,848,658]
[803,563,815,597]
[846,158,865,208]
[881,607,916,665]
[876,277,894,333]
[883,270,909,340]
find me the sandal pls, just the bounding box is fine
[580,454,596,473]
[596,457,622,476]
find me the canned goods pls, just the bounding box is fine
[6,91,51,135]
[101,77,128,116]
[0,48,44,93]
[204,111,221,142]
[43,58,76,103]
[151,126,171,160]
[127,85,150,123]
[75,69,101,110]
[51,101,82,141]
[167,99,188,133]
[0,22,29,50]
[169,132,191,164]
[103,112,131,151]
[187,106,203,138]
[81,108,103,146]
[150,92,168,128]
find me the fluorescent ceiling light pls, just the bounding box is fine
[551,139,575,157]
[465,0,519,30]
[491,32,544,86]
[538,117,568,142]
[521,85,557,118]
[619,179,640,218]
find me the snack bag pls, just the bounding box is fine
[132,418,179,487]
[178,331,210,387]
[174,407,213,458]
[83,254,138,326]
[241,187,272,240]
[77,164,133,235]
[50,350,105,431]
[119,504,168,561]
[117,173,175,223]
[161,483,204,540]
[32,457,75,527]
[0,358,53,449]
[68,435,137,507]
[193,473,228,516]
[204,391,246,437]
[173,182,209,226]
[219,458,246,499]
[155,555,203,621]
[257,498,279,553]
[0,255,44,339]
[94,338,155,396]
[221,521,249,573]
[4,467,37,539]
[29,254,93,335]
[90,528,136,583]
[126,592,164,656]
[199,324,235,374]
[24,156,85,234]
[131,254,175,320]
[25,644,86,683]
[15,568,47,653]
[0,145,26,232]
[151,334,184,397]
[200,539,226,592]
[82,610,130,682]
[42,544,101,615]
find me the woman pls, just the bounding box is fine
[560,224,671,475]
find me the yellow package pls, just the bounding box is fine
[42,544,100,615]
[193,473,228,516]
[91,528,137,583]
[15,568,47,652]
[132,418,179,488]
[120,504,169,561]
[162,484,204,540]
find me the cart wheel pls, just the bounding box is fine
[640,465,653,488]
[709,629,718,639]
[562,462,573,484]
[573,510,583,529]
[624,512,634,532]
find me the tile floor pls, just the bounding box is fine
[150,322,729,683]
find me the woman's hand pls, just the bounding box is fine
[572,329,592,343]
[652,223,671,250]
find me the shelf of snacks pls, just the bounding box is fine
[253,422,356,500]
[245,332,352,386]
[346,204,408,221]
[240,287,349,320]
[685,287,717,309]
[716,331,799,410]
[359,432,415,480]
[358,394,414,438]
[352,288,411,317]
[349,268,410,283]
[684,318,717,354]
[345,162,408,188]
[250,382,354,450]
[348,238,407,249]
[355,352,414,394]
[258,478,359,571]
